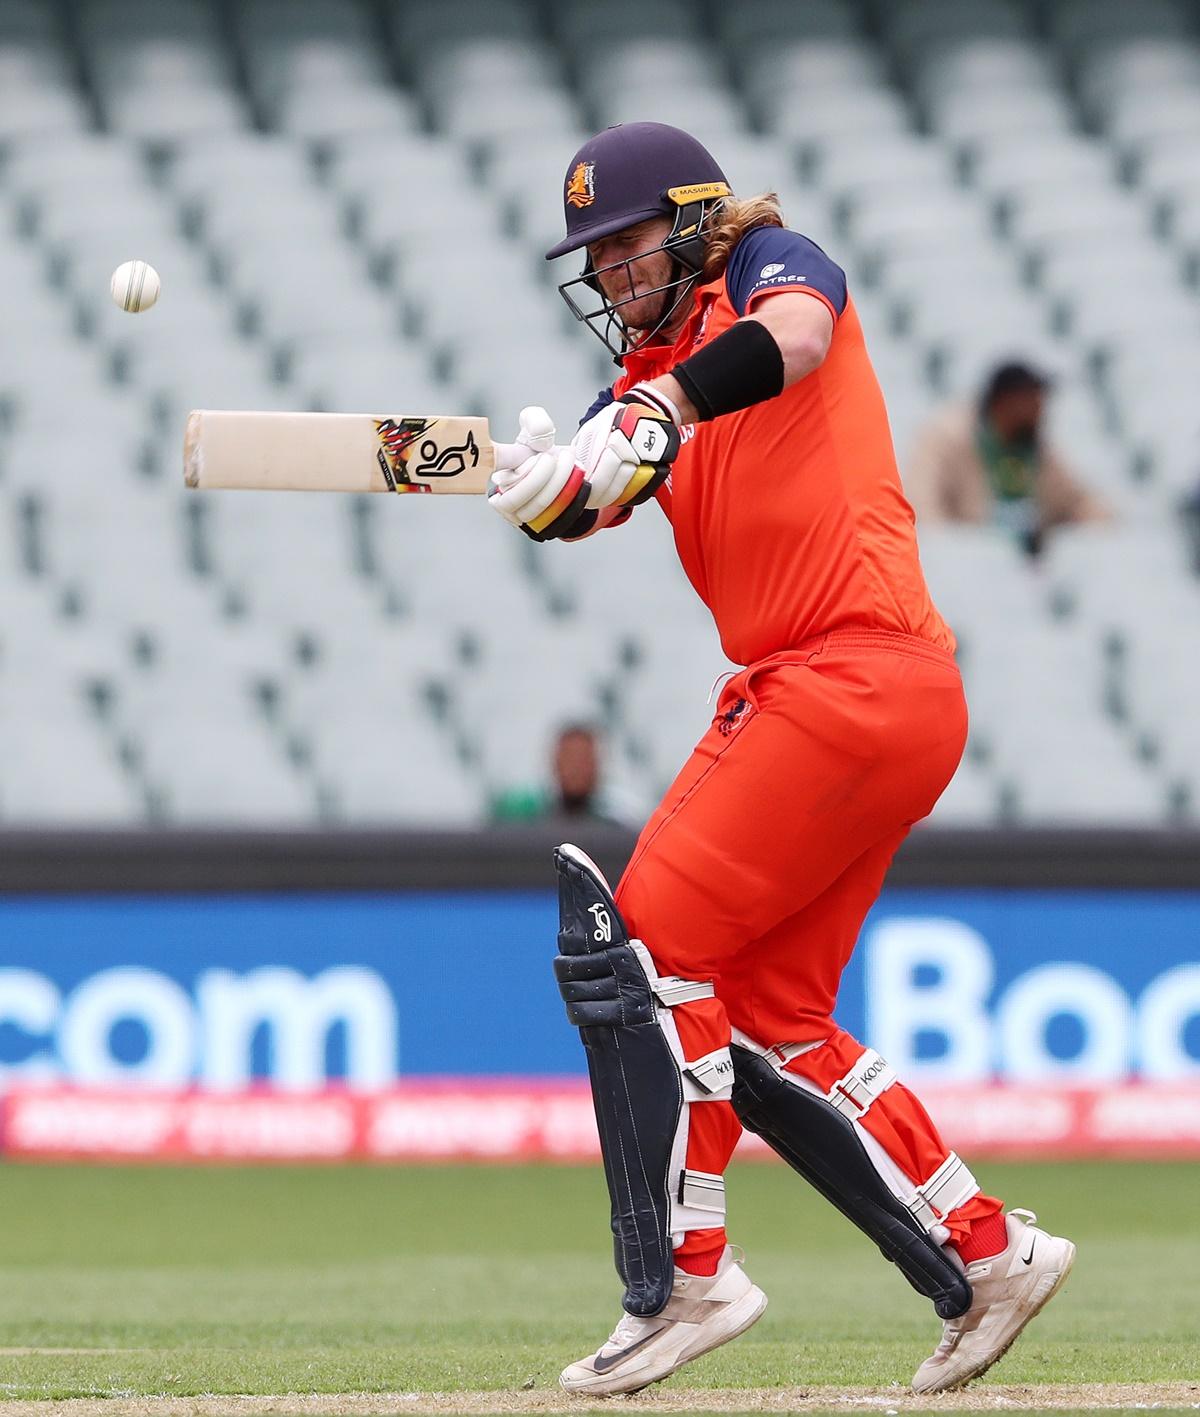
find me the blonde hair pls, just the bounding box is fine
[702,192,785,281]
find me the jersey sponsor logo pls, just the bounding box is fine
[759,262,786,278]
[566,161,596,208]
[751,273,808,291]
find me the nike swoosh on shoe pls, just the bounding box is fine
[591,1326,668,1373]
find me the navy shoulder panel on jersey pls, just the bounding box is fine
[724,227,848,318]
[579,386,616,425]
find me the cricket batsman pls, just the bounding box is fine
[487,123,1076,1396]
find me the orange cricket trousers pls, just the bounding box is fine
[614,628,1001,1257]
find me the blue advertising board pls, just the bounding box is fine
[0,889,1197,1088]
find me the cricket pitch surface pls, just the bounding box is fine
[0,1385,1197,1416]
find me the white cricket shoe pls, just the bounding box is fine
[560,1246,767,1396]
[912,1209,1076,1393]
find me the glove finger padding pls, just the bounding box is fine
[488,404,562,497]
[490,441,533,485]
[516,404,557,453]
[488,446,590,541]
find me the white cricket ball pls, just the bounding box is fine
[110,259,160,313]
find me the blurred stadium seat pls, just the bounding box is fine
[1,0,1199,828]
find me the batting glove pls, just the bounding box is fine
[488,406,592,541]
[571,384,681,510]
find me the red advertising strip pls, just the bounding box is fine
[2,1082,1199,1162]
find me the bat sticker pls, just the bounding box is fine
[374,417,436,492]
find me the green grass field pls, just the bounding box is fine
[0,1160,1194,1408]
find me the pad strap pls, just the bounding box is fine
[652,976,715,1006]
[683,1046,735,1096]
[679,1169,725,1212]
[767,1040,823,1065]
[907,1152,979,1229]
[647,971,730,1099]
[825,1048,898,1119]
[630,943,731,1108]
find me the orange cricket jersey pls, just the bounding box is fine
[610,241,954,667]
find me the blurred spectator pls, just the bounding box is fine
[906,361,1110,555]
[491,723,633,827]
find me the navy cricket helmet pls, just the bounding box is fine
[546,122,730,259]
[547,123,732,359]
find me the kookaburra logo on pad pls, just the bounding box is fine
[587,903,612,943]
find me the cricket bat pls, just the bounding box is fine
[183,410,525,495]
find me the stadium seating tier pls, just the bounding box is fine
[2,0,1198,827]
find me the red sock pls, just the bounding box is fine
[674,1227,726,1276]
[951,1208,1009,1263]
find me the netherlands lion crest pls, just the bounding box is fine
[566,160,596,209]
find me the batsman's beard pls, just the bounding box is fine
[621,288,672,339]
[561,252,703,360]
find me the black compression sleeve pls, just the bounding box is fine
[671,318,785,421]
